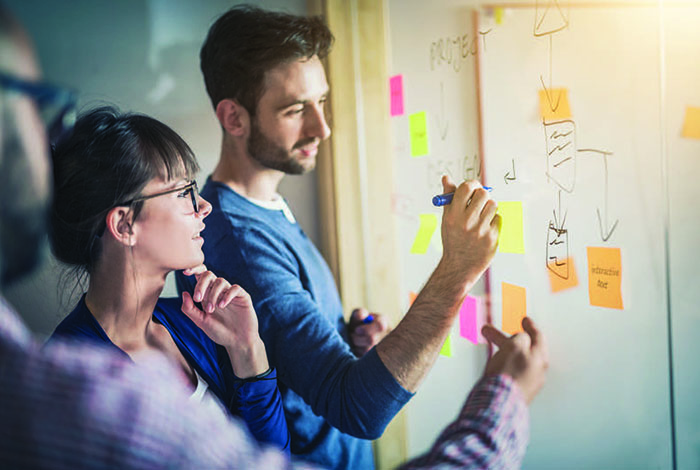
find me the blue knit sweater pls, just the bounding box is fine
[176,179,413,469]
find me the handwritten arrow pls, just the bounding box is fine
[436,82,449,141]
[578,148,618,242]
[504,158,516,184]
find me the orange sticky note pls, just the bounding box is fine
[681,106,700,139]
[408,291,418,307]
[539,88,572,121]
[548,256,579,293]
[440,334,452,357]
[502,282,526,335]
[587,247,623,309]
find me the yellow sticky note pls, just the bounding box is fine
[502,282,526,335]
[494,7,505,25]
[587,247,623,309]
[409,111,429,157]
[548,256,579,293]
[440,334,452,357]
[497,201,525,254]
[410,214,438,254]
[681,106,700,140]
[539,88,572,121]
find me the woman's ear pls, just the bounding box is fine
[104,206,137,247]
[215,99,250,137]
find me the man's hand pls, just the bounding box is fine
[438,176,501,293]
[482,317,549,404]
[349,308,391,357]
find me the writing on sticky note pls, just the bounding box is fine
[389,75,404,116]
[410,214,438,254]
[681,106,700,140]
[539,88,572,121]
[409,111,429,157]
[460,295,486,345]
[502,282,526,335]
[497,201,525,253]
[440,334,452,357]
[587,247,623,309]
[548,256,579,293]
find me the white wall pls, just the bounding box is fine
[4,0,319,336]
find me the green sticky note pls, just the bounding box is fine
[409,111,429,157]
[440,334,452,357]
[497,201,525,253]
[410,214,438,254]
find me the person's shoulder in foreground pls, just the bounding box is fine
[0,299,302,470]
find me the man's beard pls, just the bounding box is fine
[247,119,315,175]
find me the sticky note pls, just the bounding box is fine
[410,214,438,254]
[459,295,486,345]
[440,334,452,357]
[587,247,623,309]
[539,88,572,121]
[502,282,526,335]
[548,256,579,293]
[494,7,504,25]
[409,111,429,157]
[408,291,418,307]
[389,75,404,116]
[681,106,700,139]
[497,201,525,254]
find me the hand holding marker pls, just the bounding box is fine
[432,185,493,206]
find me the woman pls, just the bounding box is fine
[47,106,289,451]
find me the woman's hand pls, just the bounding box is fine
[180,267,269,378]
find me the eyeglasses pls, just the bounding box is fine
[118,181,200,213]
[0,71,78,144]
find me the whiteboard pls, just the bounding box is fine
[387,1,700,468]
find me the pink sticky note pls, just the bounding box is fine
[459,295,485,345]
[389,75,404,116]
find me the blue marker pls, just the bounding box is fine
[432,186,493,207]
[363,315,374,324]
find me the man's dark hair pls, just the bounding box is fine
[200,4,333,115]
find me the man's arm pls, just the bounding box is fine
[398,317,549,470]
[377,178,501,392]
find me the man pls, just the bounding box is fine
[0,5,547,469]
[177,5,516,468]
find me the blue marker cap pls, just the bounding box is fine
[363,315,374,324]
[432,186,492,207]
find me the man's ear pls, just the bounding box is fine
[104,207,137,247]
[215,99,250,137]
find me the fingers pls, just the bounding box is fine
[202,277,229,313]
[181,291,205,326]
[441,175,457,194]
[182,264,208,277]
[350,307,369,323]
[481,324,509,347]
[480,199,498,229]
[193,270,217,303]
[220,284,246,308]
[522,317,540,346]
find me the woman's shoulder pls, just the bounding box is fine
[48,295,111,346]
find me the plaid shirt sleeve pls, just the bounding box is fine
[398,374,530,470]
[0,299,321,470]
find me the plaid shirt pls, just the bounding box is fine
[0,297,528,469]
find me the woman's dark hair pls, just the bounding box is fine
[49,106,199,274]
[200,4,333,115]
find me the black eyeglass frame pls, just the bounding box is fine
[117,181,200,214]
[0,71,78,144]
